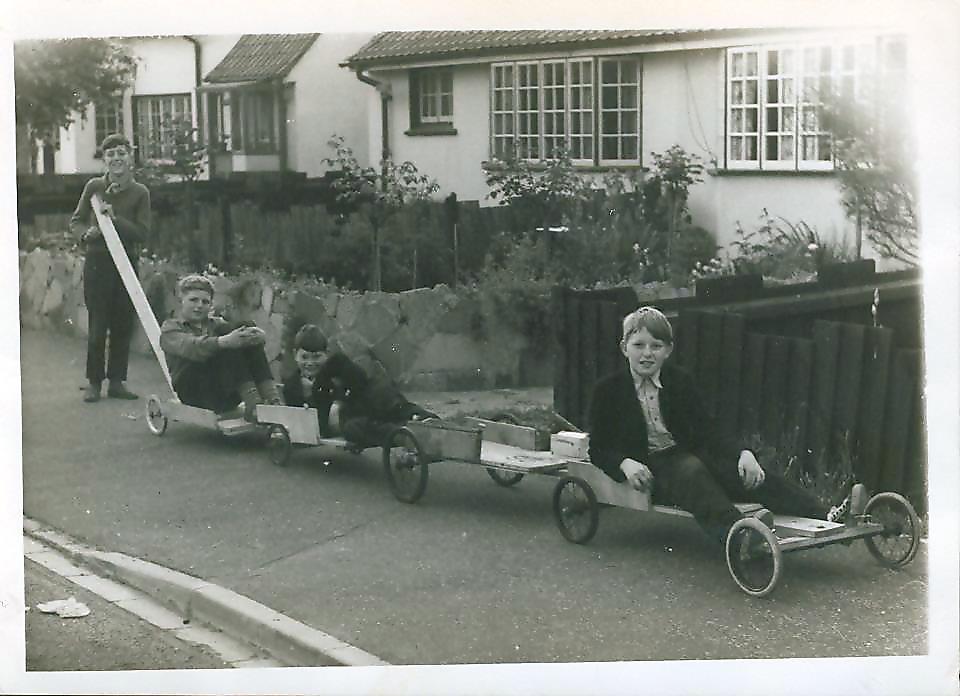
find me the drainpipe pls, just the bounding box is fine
[352,68,391,291]
[353,68,391,183]
[182,35,211,175]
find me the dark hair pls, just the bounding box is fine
[100,133,131,153]
[621,306,674,345]
[294,324,328,352]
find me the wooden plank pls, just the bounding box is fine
[464,417,541,451]
[597,301,621,381]
[833,323,866,469]
[698,311,723,420]
[560,460,651,511]
[564,294,583,428]
[856,327,893,492]
[785,338,814,473]
[808,321,841,471]
[581,300,601,426]
[761,335,790,449]
[739,333,766,440]
[407,420,482,463]
[480,441,569,473]
[551,287,568,422]
[772,516,846,538]
[901,363,927,513]
[256,405,321,445]
[675,310,699,372]
[166,401,219,429]
[878,349,917,492]
[718,313,744,437]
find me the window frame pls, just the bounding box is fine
[94,96,125,154]
[408,67,455,134]
[132,93,193,162]
[489,54,641,167]
[597,56,642,167]
[725,38,884,173]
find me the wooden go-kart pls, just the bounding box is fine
[550,463,922,597]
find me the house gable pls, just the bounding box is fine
[205,33,319,84]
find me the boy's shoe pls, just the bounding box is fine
[827,483,867,524]
[83,381,101,403]
[107,381,139,400]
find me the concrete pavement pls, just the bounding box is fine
[20,328,928,665]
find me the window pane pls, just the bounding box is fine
[601,60,617,82]
[620,85,637,108]
[620,111,637,134]
[731,135,743,160]
[745,108,758,132]
[732,82,743,105]
[781,135,794,160]
[622,136,638,159]
[602,86,617,109]
[732,53,744,77]
[767,107,779,131]
[746,53,758,76]
[602,136,618,160]
[745,81,758,104]
[766,136,779,160]
[745,137,757,160]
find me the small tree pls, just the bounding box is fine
[14,38,137,172]
[821,79,918,265]
[324,135,438,291]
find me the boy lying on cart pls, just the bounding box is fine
[159,274,281,422]
[283,324,438,448]
[588,306,864,544]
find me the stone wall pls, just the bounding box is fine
[18,249,551,390]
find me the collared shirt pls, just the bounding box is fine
[632,370,677,453]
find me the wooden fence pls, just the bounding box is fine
[552,277,925,506]
[17,196,528,292]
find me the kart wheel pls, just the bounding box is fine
[382,426,428,504]
[552,477,599,544]
[863,492,921,568]
[145,395,168,436]
[267,425,292,467]
[486,468,525,487]
[725,517,783,598]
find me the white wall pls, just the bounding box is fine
[286,33,375,177]
[372,63,494,202]
[45,34,238,175]
[372,45,861,253]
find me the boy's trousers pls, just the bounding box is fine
[646,447,829,538]
[83,253,137,384]
[173,344,273,414]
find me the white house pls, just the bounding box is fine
[23,33,374,181]
[341,29,909,259]
[27,34,238,175]
[200,33,373,178]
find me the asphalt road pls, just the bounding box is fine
[20,329,928,665]
[24,558,228,671]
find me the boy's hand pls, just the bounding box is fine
[99,202,115,219]
[738,450,765,490]
[219,326,263,349]
[620,457,653,491]
[83,225,102,240]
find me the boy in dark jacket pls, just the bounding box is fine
[283,324,437,446]
[588,306,860,543]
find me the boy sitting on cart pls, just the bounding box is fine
[588,306,863,544]
[160,274,281,422]
[283,324,437,448]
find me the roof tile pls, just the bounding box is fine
[343,29,716,66]
[205,34,319,84]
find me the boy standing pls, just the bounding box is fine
[69,133,151,403]
[284,324,437,446]
[588,306,861,543]
[160,275,280,422]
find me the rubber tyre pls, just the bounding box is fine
[145,395,168,436]
[382,426,429,504]
[486,468,525,487]
[552,476,599,544]
[267,424,292,467]
[863,492,921,568]
[725,517,783,598]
